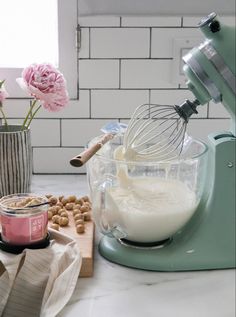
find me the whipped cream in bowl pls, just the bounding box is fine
[87,136,208,244]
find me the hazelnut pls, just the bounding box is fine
[48,211,53,220]
[46,194,52,199]
[83,201,91,208]
[82,195,90,202]
[58,208,65,215]
[80,205,90,213]
[52,215,60,224]
[50,223,60,231]
[49,196,58,205]
[68,195,76,203]
[58,195,64,202]
[83,212,91,221]
[76,224,85,234]
[61,198,69,206]
[73,209,81,216]
[74,213,83,221]
[75,219,84,226]
[74,204,82,210]
[59,217,69,226]
[56,202,64,208]
[75,198,83,205]
[65,203,74,210]
[55,205,61,213]
[48,206,58,215]
[60,211,69,218]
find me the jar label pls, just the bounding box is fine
[0,213,48,245]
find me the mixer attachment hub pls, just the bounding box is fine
[174,99,199,122]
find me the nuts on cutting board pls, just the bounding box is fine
[76,224,85,233]
[74,213,83,221]
[50,223,60,231]
[75,219,84,226]
[59,217,69,226]
[47,194,92,234]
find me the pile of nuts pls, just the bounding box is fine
[46,194,92,234]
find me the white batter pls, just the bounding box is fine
[105,177,197,242]
[102,145,197,243]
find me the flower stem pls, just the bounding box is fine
[22,99,37,130]
[25,104,42,128]
[0,106,9,130]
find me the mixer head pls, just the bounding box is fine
[182,12,236,135]
[123,13,235,161]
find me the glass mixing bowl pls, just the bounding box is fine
[87,135,208,244]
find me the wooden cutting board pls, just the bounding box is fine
[48,213,95,277]
[0,214,95,278]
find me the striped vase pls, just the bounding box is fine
[0,125,32,197]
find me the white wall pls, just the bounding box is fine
[77,0,236,16]
[4,14,234,173]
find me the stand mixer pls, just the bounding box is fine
[88,13,236,271]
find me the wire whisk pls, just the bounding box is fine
[123,100,199,161]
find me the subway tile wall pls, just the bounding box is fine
[4,15,234,173]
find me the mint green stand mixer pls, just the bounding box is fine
[91,13,236,271]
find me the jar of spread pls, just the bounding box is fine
[0,193,48,245]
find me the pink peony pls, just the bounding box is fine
[17,63,69,111]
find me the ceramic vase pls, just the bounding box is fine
[0,125,32,197]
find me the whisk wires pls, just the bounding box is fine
[123,103,188,161]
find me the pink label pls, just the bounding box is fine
[1,212,48,245]
[30,215,44,241]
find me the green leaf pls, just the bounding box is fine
[0,80,6,88]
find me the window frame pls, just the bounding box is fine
[0,0,78,99]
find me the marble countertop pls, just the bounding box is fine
[32,175,235,317]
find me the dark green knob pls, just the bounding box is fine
[209,20,221,33]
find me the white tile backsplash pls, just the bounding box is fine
[187,119,231,141]
[121,59,177,89]
[79,59,119,88]
[61,119,112,146]
[30,120,60,146]
[8,119,60,146]
[209,102,231,118]
[121,16,181,27]
[79,16,120,27]
[90,28,150,58]
[79,28,90,58]
[91,90,149,118]
[151,28,203,58]
[4,99,30,118]
[33,147,86,173]
[3,14,232,173]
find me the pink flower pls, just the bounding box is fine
[0,81,9,104]
[17,63,69,111]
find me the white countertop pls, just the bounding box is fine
[32,175,235,317]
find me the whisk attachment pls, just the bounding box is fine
[123,100,200,161]
[174,99,200,122]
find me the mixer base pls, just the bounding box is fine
[99,132,236,271]
[99,234,235,271]
[118,238,171,249]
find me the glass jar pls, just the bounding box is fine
[87,136,208,244]
[0,193,48,245]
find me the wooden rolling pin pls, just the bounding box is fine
[70,133,114,167]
